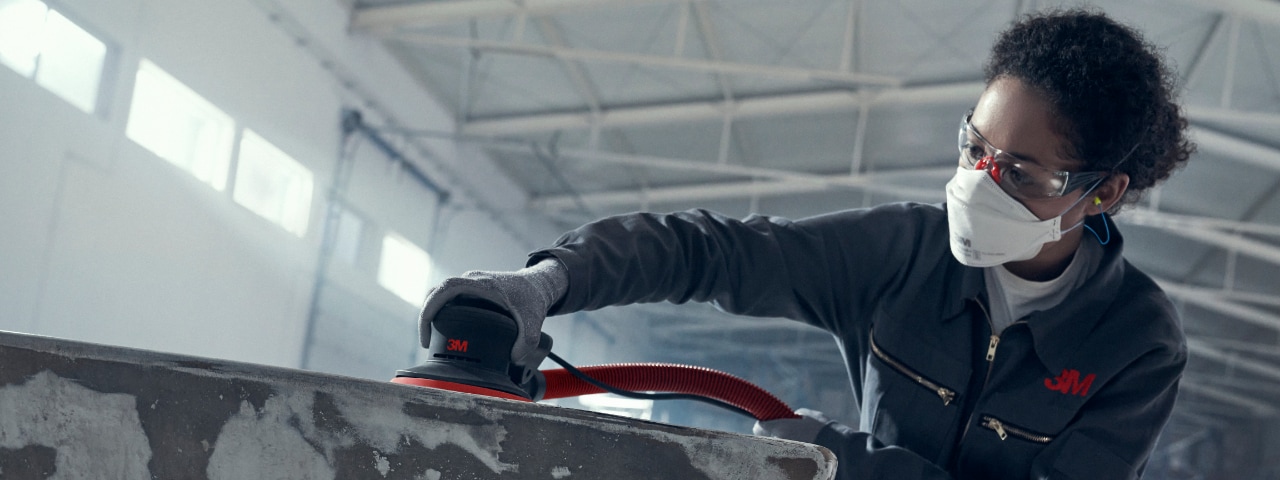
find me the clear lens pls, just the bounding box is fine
[957,113,1100,199]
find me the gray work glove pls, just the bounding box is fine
[419,258,569,365]
[753,408,834,444]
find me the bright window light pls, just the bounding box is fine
[126,59,235,191]
[0,0,46,76]
[233,130,314,237]
[378,233,433,306]
[0,0,107,113]
[35,9,106,112]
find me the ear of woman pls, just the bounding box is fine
[1093,173,1130,215]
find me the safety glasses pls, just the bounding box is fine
[958,112,1108,199]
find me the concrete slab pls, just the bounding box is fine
[0,330,835,479]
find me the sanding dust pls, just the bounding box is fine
[206,396,334,480]
[520,408,833,480]
[0,371,152,479]
[203,387,516,478]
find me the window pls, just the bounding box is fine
[126,59,235,191]
[0,0,107,113]
[0,0,45,76]
[232,130,314,236]
[378,233,433,306]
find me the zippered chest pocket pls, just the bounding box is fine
[871,336,957,405]
[863,328,970,464]
[953,413,1060,478]
[957,413,1059,477]
[980,415,1053,444]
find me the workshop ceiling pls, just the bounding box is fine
[346,0,1280,466]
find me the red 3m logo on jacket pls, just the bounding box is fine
[1045,369,1096,396]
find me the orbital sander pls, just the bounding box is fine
[392,296,550,402]
[392,297,799,421]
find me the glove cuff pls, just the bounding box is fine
[788,409,836,444]
[519,258,569,314]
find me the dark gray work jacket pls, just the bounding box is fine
[531,202,1186,480]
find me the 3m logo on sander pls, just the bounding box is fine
[446,338,469,353]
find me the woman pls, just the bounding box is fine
[421,9,1194,479]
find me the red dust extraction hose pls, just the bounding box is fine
[394,298,800,421]
[541,362,800,421]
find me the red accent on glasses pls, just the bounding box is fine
[975,156,1002,184]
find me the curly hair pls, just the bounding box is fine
[984,8,1194,209]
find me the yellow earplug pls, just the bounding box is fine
[1094,197,1102,206]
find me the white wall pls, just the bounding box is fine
[0,0,543,375]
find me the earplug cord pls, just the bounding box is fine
[1083,197,1112,245]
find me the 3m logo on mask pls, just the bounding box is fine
[1044,369,1096,397]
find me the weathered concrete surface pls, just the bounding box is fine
[0,330,835,479]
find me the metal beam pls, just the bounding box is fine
[461,86,1280,146]
[689,0,738,166]
[1180,13,1225,93]
[533,175,945,211]
[652,327,836,348]
[1176,0,1280,26]
[355,0,1280,34]
[1187,106,1280,130]
[1198,336,1280,356]
[1221,15,1243,108]
[1163,282,1280,333]
[486,142,952,184]
[614,304,837,348]
[495,141,1280,251]
[351,0,686,31]
[1187,338,1280,386]
[1179,381,1277,416]
[673,2,690,56]
[533,171,1280,220]
[1191,126,1280,172]
[497,146,954,209]
[655,317,824,334]
[650,331,842,357]
[1169,411,1229,430]
[1186,287,1280,309]
[1119,209,1280,238]
[656,341,846,366]
[1162,224,1280,266]
[388,33,902,87]
[691,1,733,103]
[371,127,953,207]
[464,82,982,135]
[838,0,859,73]
[534,18,603,115]
[1175,396,1266,420]
[1121,208,1280,268]
[1191,369,1280,398]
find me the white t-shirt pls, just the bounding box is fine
[983,239,1103,334]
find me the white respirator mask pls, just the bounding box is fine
[944,166,1092,267]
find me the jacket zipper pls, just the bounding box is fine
[957,298,1016,446]
[980,415,1054,444]
[870,330,957,406]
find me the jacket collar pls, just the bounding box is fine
[941,214,1127,373]
[1019,214,1127,373]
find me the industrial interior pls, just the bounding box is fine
[1,0,1278,478]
